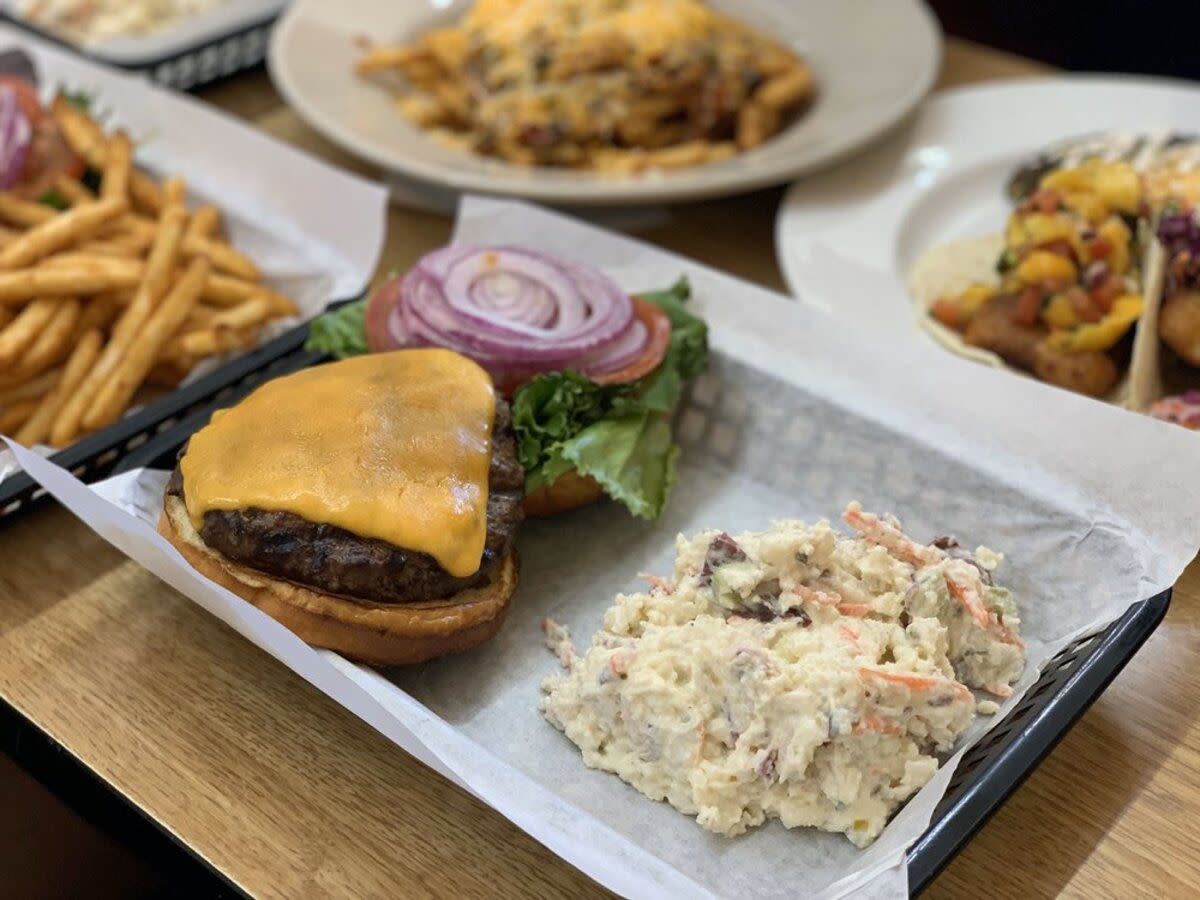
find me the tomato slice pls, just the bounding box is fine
[11,116,86,200]
[591,296,672,386]
[0,76,43,128]
[364,274,405,352]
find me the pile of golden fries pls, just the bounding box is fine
[357,0,815,172]
[0,98,297,448]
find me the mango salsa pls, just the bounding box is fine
[1046,294,1142,352]
[1016,249,1077,286]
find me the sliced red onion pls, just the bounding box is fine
[370,246,649,379]
[0,86,32,191]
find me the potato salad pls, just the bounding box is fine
[541,503,1024,847]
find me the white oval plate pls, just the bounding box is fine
[776,76,1200,340]
[267,0,941,206]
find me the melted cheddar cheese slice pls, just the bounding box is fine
[180,349,496,578]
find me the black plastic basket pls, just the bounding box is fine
[96,338,1174,894]
[139,17,276,92]
[0,8,280,91]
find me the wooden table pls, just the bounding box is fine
[1,37,1197,898]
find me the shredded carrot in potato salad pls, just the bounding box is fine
[541,502,1024,847]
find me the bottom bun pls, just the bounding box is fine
[160,495,517,666]
[523,468,605,517]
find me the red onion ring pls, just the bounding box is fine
[367,246,651,380]
[0,86,32,191]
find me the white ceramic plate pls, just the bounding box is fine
[267,0,941,206]
[776,76,1200,341]
[1,0,285,66]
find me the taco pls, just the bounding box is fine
[911,156,1149,403]
[1143,162,1200,410]
[908,126,1200,421]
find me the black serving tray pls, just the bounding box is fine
[1,7,280,91]
[100,335,1174,895]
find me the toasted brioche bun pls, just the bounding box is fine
[160,494,517,666]
[522,468,605,517]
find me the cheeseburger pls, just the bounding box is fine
[306,245,710,522]
[159,348,522,665]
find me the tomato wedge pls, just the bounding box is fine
[591,296,672,385]
[0,80,86,200]
[0,76,43,127]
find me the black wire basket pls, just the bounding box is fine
[0,5,282,91]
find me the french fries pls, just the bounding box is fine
[51,201,188,444]
[106,212,261,280]
[102,132,133,205]
[16,330,102,446]
[0,98,299,445]
[86,257,210,432]
[51,98,164,216]
[206,294,274,331]
[163,177,185,206]
[0,194,55,228]
[165,325,257,359]
[53,174,96,207]
[358,0,816,170]
[0,368,60,404]
[0,298,59,367]
[188,205,221,240]
[0,398,38,434]
[17,299,81,376]
[0,259,143,305]
[0,198,125,270]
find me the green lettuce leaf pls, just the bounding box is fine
[638,278,707,378]
[549,413,679,520]
[511,370,615,473]
[305,298,368,358]
[512,279,706,519]
[59,88,95,111]
[37,189,69,211]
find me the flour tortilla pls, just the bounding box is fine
[908,233,1008,370]
[908,233,1136,406]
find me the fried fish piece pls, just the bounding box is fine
[1159,290,1200,367]
[963,294,1042,371]
[965,294,1119,396]
[1032,342,1120,397]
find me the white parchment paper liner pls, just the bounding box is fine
[0,24,388,477]
[8,196,1200,898]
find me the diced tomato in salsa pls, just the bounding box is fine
[1090,274,1123,313]
[1086,236,1113,260]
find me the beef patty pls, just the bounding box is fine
[167,398,524,605]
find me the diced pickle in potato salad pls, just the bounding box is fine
[541,503,1024,847]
